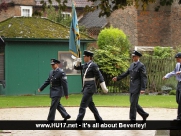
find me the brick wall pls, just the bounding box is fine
[107,6,138,47]
[0,0,35,21]
[171,2,181,47]
[0,6,16,22]
[137,10,171,47]
[107,2,181,48]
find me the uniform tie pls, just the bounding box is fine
[53,70,56,76]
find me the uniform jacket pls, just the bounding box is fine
[165,63,181,104]
[74,61,104,94]
[39,68,68,98]
[117,61,147,93]
[165,63,181,81]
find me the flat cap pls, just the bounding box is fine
[83,50,94,57]
[132,50,142,57]
[50,59,60,65]
[175,53,181,58]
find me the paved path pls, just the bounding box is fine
[0,107,177,136]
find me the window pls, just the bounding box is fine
[62,12,71,19]
[20,6,32,17]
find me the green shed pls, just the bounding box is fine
[0,17,95,95]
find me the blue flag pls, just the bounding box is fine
[69,3,80,58]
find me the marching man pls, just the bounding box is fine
[74,50,108,125]
[163,53,181,120]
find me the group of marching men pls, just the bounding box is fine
[38,50,181,125]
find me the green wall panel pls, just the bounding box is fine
[5,39,86,95]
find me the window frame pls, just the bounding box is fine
[20,6,33,17]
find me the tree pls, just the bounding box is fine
[39,5,87,34]
[0,1,8,13]
[39,5,72,27]
[39,0,181,17]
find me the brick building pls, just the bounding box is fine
[108,1,181,50]
[0,0,92,22]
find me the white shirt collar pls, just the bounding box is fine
[134,60,139,64]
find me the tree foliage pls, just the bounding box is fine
[97,26,128,50]
[38,5,87,34]
[39,5,72,27]
[152,46,173,59]
[0,1,8,13]
[1,0,181,16]
[173,44,181,55]
[143,46,173,59]
[39,0,181,17]
[92,27,131,76]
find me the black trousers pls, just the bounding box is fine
[76,92,102,121]
[129,93,148,120]
[176,82,181,119]
[47,97,69,121]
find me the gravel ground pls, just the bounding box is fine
[0,107,177,136]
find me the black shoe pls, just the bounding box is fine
[65,115,71,120]
[142,114,149,121]
[96,120,104,124]
[46,120,54,124]
[129,120,136,124]
[62,115,71,122]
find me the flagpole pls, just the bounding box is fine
[69,1,83,87]
[78,49,83,87]
[74,1,83,87]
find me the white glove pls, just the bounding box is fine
[75,58,82,66]
[100,82,108,93]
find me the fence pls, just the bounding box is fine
[97,57,176,93]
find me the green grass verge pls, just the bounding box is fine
[0,94,177,108]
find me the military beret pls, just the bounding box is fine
[50,59,60,65]
[83,50,94,57]
[132,50,142,57]
[175,53,181,58]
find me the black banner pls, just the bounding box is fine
[0,120,181,130]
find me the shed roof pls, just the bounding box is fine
[0,17,94,40]
[79,9,107,28]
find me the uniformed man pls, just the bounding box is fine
[38,59,71,122]
[112,50,149,122]
[74,50,108,124]
[163,52,181,120]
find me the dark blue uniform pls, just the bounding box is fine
[117,61,148,121]
[74,61,104,122]
[39,68,70,121]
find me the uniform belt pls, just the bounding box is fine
[50,83,61,87]
[83,78,95,81]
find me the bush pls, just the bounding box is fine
[107,86,119,93]
[161,85,172,94]
[157,91,163,95]
[97,26,128,50]
[169,90,176,95]
[93,26,131,77]
[143,46,173,59]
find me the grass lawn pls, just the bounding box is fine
[0,94,177,108]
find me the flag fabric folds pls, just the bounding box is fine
[69,2,80,58]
